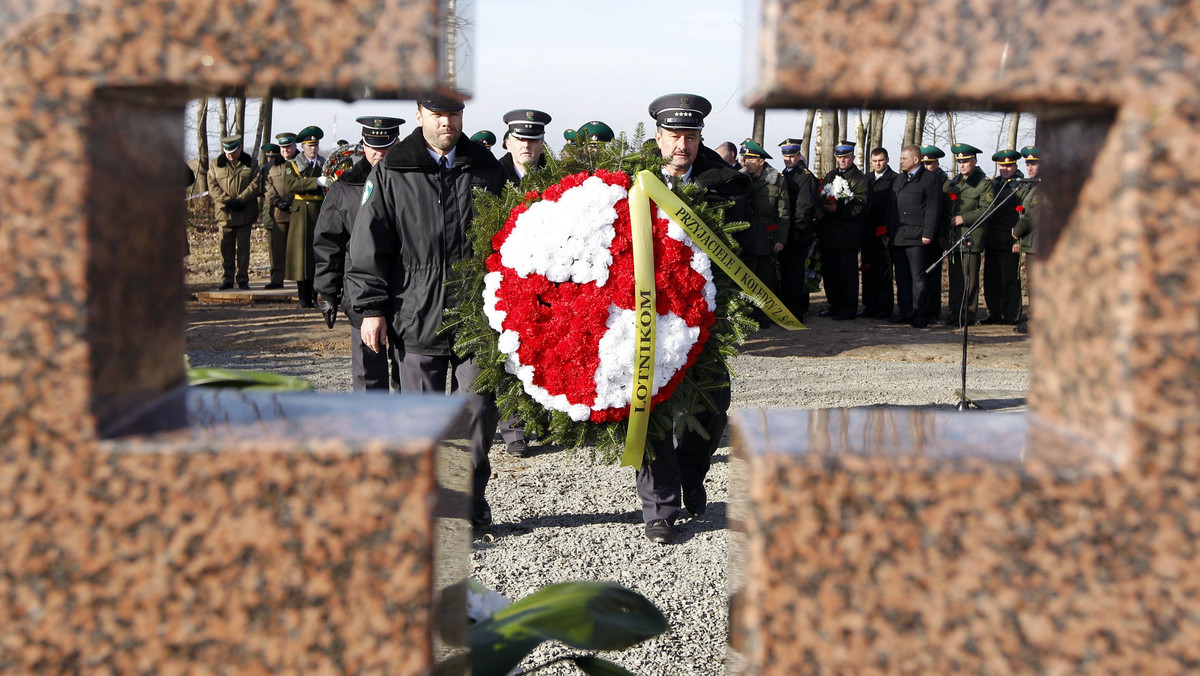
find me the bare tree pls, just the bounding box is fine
[915,110,927,145]
[868,110,884,151]
[817,108,837,176]
[233,96,246,136]
[752,107,765,145]
[946,111,957,147]
[217,98,228,139]
[1006,112,1020,150]
[254,96,273,161]
[854,111,867,167]
[902,111,918,146]
[802,108,816,162]
[195,97,210,192]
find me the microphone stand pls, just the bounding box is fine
[927,178,1029,411]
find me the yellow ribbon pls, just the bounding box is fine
[620,171,806,470]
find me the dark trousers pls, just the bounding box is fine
[220,224,251,285]
[947,251,982,325]
[984,248,1022,322]
[399,352,499,518]
[927,255,943,318]
[636,371,732,524]
[860,234,893,317]
[350,326,398,392]
[498,416,525,444]
[269,221,288,285]
[778,236,811,319]
[893,243,936,321]
[820,246,859,317]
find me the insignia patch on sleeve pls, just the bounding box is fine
[362,179,374,206]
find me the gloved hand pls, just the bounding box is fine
[274,199,292,211]
[224,198,245,210]
[317,176,331,188]
[318,294,339,329]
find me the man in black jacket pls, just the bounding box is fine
[777,138,818,320]
[639,93,751,544]
[314,116,404,391]
[888,145,943,328]
[346,98,506,529]
[816,141,867,320]
[862,147,897,319]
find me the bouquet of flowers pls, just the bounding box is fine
[446,140,757,462]
[820,174,862,204]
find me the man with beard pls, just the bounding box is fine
[313,116,404,392]
[346,98,505,529]
[494,108,552,457]
[816,141,867,320]
[639,92,751,544]
[777,138,819,320]
[284,126,327,308]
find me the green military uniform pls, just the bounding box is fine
[284,126,326,306]
[740,139,791,291]
[1013,146,1044,333]
[470,130,496,148]
[945,144,994,326]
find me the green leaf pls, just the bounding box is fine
[573,656,636,676]
[470,582,667,676]
[186,367,314,391]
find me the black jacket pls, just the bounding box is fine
[345,128,505,355]
[500,152,546,185]
[817,165,867,250]
[866,166,898,229]
[987,171,1025,249]
[313,157,371,326]
[781,166,819,247]
[690,145,752,222]
[888,165,943,246]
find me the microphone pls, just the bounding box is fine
[1006,177,1041,183]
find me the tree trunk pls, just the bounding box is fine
[869,110,884,151]
[818,108,836,177]
[1006,112,1020,150]
[837,109,849,143]
[946,110,957,147]
[802,108,816,163]
[752,107,766,145]
[903,110,918,147]
[217,98,228,139]
[915,110,927,145]
[995,113,1008,159]
[855,111,867,167]
[255,96,273,161]
[195,98,209,192]
[445,0,457,89]
[234,96,246,136]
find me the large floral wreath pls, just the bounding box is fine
[447,138,757,462]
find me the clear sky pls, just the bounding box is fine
[193,0,1033,173]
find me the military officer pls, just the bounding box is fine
[258,143,281,239]
[944,143,994,327]
[470,130,497,149]
[862,147,897,319]
[778,138,819,320]
[919,145,949,323]
[1012,146,1043,333]
[984,148,1024,324]
[264,131,298,289]
[495,108,554,457]
[314,116,404,391]
[739,138,791,310]
[816,140,868,320]
[284,126,327,308]
[207,134,259,290]
[638,92,750,544]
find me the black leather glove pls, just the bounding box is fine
[318,295,339,329]
[274,199,292,211]
[224,198,245,210]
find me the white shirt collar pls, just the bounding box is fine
[662,165,694,185]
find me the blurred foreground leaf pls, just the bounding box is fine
[187,367,313,391]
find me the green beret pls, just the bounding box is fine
[297,126,324,144]
[1020,146,1042,161]
[919,145,945,162]
[992,148,1022,165]
[470,130,497,148]
[951,143,982,160]
[741,138,772,159]
[578,121,613,143]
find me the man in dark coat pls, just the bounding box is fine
[816,140,867,320]
[346,98,506,529]
[862,147,897,319]
[738,138,791,305]
[984,149,1025,324]
[313,116,404,391]
[639,93,751,544]
[284,126,327,307]
[777,138,819,320]
[919,145,950,323]
[887,145,943,328]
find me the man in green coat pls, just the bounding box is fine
[284,125,327,308]
[945,143,994,327]
[739,138,791,303]
[1012,146,1043,334]
[207,134,259,290]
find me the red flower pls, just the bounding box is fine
[1015,205,1025,213]
[524,190,540,201]
[827,195,837,204]
[874,225,887,237]
[765,224,778,232]
[949,192,959,201]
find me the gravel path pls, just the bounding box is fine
[188,346,1029,674]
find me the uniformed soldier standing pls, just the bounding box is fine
[264,131,299,289]
[816,141,867,320]
[945,143,994,327]
[313,116,404,391]
[984,148,1024,324]
[1012,146,1043,334]
[639,92,751,544]
[207,134,260,290]
[738,138,791,310]
[284,126,327,308]
[862,147,897,319]
[346,97,506,529]
[778,138,819,320]
[470,130,497,150]
[919,145,950,323]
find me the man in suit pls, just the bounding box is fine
[887,145,943,328]
[862,147,897,319]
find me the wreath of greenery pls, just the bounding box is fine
[445,127,757,463]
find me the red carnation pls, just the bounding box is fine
[765,224,778,232]
[875,225,887,237]
[1015,205,1025,213]
[949,192,959,201]
[524,190,540,201]
[827,195,837,204]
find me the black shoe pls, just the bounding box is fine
[1014,321,1028,334]
[218,282,233,290]
[506,440,528,457]
[297,300,316,309]
[856,308,870,317]
[683,484,707,517]
[264,282,284,290]
[888,315,912,324]
[831,313,856,320]
[237,282,250,290]
[644,519,673,544]
[472,503,493,529]
[910,318,929,328]
[981,315,1002,325]
[818,308,833,318]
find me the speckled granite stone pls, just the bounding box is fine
[0,1,464,672]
